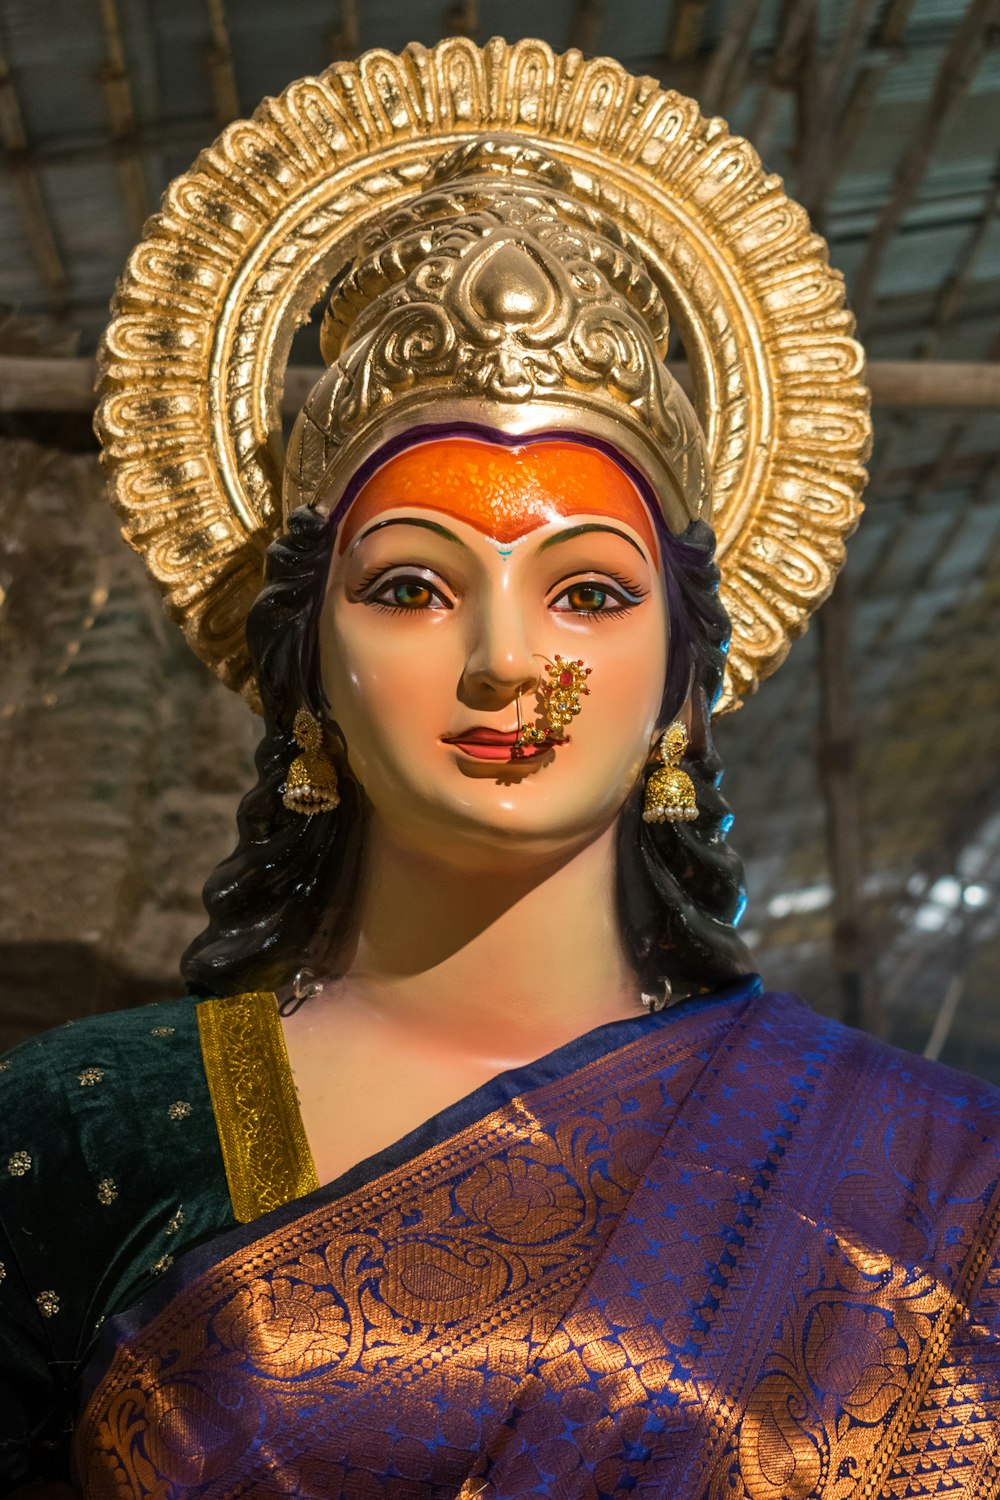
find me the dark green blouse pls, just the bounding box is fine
[0,997,236,1493]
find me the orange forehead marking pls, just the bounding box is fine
[336,438,657,556]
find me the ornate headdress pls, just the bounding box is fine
[96,37,871,713]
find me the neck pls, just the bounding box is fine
[325,817,643,1066]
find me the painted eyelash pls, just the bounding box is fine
[355,566,411,596]
[356,569,450,606]
[549,569,646,599]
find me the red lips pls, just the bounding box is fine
[442,727,551,761]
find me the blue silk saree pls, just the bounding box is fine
[49,979,1000,1497]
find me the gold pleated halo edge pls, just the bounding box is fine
[95,36,872,714]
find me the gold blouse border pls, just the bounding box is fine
[197,992,319,1223]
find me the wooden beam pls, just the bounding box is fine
[865,360,1000,408]
[2,358,998,415]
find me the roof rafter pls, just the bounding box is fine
[0,34,70,319]
[97,0,149,238]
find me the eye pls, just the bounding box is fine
[362,571,452,613]
[559,583,613,612]
[550,577,645,616]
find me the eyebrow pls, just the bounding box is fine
[536,523,650,562]
[352,517,468,551]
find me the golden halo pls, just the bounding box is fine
[96,36,871,713]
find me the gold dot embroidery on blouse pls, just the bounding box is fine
[151,1254,174,1274]
[79,1067,105,1086]
[0,1261,6,1283]
[151,1026,176,1037]
[8,1152,31,1177]
[167,1100,192,1121]
[36,1290,60,1317]
[165,1207,185,1234]
[0,1061,10,1072]
[97,1178,118,1205]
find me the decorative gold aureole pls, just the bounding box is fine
[96,37,871,714]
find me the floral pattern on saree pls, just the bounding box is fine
[77,994,1000,1498]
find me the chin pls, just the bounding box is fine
[376,782,622,868]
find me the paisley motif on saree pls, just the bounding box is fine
[76,990,1000,1498]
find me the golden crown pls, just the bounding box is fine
[96,37,871,713]
[286,137,709,532]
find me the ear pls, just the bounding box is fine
[676,694,696,741]
[647,678,699,762]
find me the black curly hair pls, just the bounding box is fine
[181,440,750,999]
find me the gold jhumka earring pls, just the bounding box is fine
[514,656,592,753]
[283,709,340,815]
[642,722,698,824]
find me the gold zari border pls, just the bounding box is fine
[197,992,319,1222]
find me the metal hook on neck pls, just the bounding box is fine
[278,968,322,1017]
[640,977,674,1012]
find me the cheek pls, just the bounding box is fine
[318,602,454,751]
[588,606,668,740]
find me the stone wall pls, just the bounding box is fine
[0,439,259,1050]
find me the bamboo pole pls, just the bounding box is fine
[665,0,709,62]
[97,0,150,237]
[571,0,607,55]
[0,38,71,319]
[798,0,883,223]
[851,0,1000,330]
[205,0,240,125]
[816,573,875,1032]
[744,0,817,159]
[699,0,767,115]
[804,0,915,216]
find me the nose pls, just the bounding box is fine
[459,576,540,711]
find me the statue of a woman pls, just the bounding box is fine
[3,39,999,1498]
